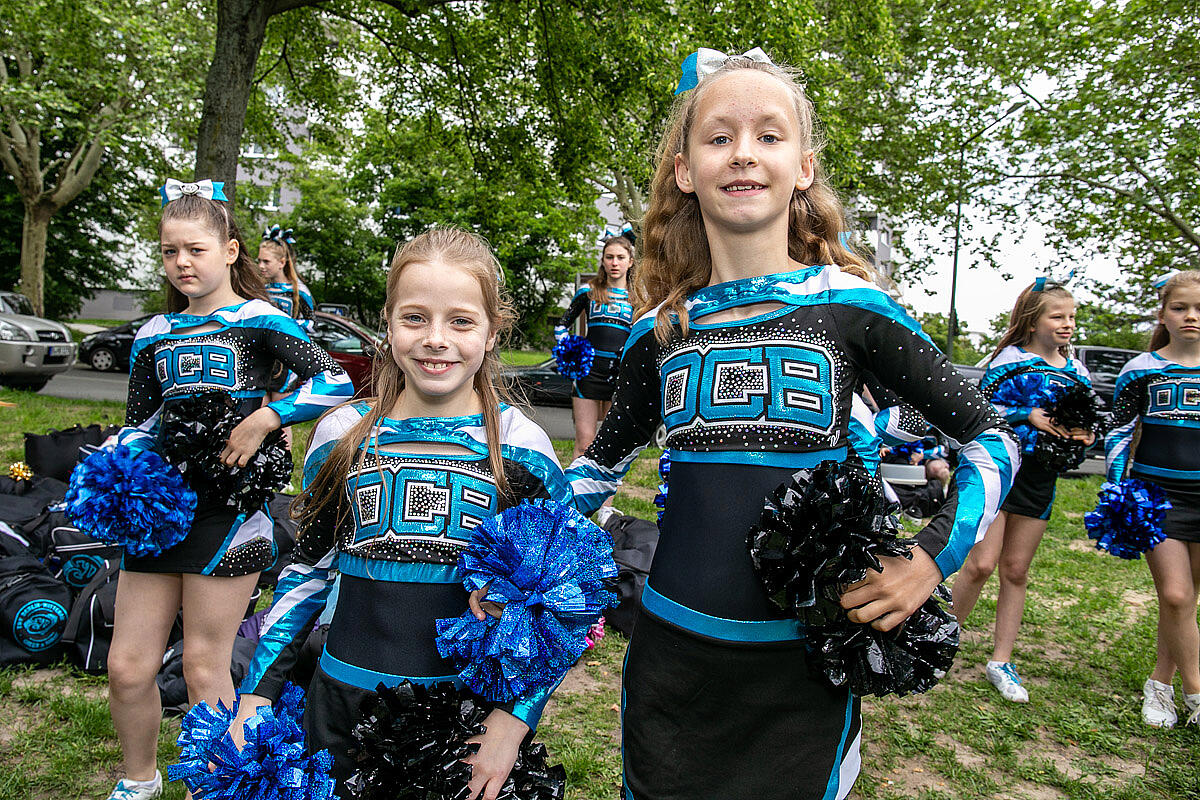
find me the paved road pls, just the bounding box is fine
[38,365,579,439]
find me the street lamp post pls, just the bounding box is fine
[946,101,1027,357]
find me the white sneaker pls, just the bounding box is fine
[986,661,1030,703]
[106,771,162,800]
[1141,678,1177,728]
[1184,692,1200,726]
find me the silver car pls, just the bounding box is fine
[0,291,76,391]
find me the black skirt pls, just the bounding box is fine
[573,355,619,402]
[1158,484,1200,543]
[1000,457,1058,520]
[121,504,276,577]
[622,609,861,800]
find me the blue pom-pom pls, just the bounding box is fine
[889,441,924,460]
[66,445,195,558]
[1084,479,1171,559]
[169,683,336,800]
[435,499,619,701]
[552,335,594,380]
[990,372,1059,411]
[653,451,670,524]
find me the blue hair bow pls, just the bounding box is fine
[1031,269,1076,292]
[601,223,635,246]
[159,178,227,207]
[1153,272,1178,291]
[263,224,296,244]
[675,47,772,94]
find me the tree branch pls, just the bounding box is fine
[269,0,323,14]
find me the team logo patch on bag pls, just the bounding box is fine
[13,598,68,651]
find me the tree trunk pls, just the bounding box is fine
[18,202,52,317]
[193,0,276,201]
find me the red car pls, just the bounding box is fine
[309,311,382,396]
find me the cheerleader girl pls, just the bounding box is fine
[1106,270,1200,727]
[950,280,1094,703]
[554,233,635,460]
[565,50,1016,800]
[258,224,315,325]
[104,182,353,800]
[230,228,571,798]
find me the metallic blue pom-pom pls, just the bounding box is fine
[653,451,670,525]
[1085,479,1171,559]
[65,445,195,558]
[990,372,1058,411]
[169,683,335,800]
[435,499,619,701]
[552,335,594,380]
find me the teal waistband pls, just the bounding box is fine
[319,648,460,691]
[668,446,847,469]
[640,583,803,643]
[338,554,462,583]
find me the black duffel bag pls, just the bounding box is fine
[0,553,72,666]
[601,514,660,637]
[23,424,119,483]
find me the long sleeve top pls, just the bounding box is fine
[554,286,634,363]
[1105,352,1200,486]
[240,402,570,729]
[117,299,353,452]
[980,345,1091,426]
[565,264,1017,641]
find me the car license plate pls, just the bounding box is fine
[49,345,69,356]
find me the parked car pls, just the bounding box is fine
[502,359,573,407]
[78,314,156,372]
[0,291,76,391]
[308,311,381,396]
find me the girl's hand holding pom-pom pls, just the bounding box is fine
[1027,407,1072,439]
[225,694,271,750]
[464,709,530,800]
[221,406,281,467]
[840,547,943,631]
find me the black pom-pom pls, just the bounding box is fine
[747,461,906,614]
[1044,382,1108,434]
[747,460,960,697]
[1031,434,1088,473]
[159,392,292,515]
[345,681,566,800]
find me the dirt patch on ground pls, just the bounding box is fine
[872,756,953,796]
[556,661,604,695]
[1121,588,1155,623]
[619,485,657,503]
[934,733,987,769]
[10,667,66,689]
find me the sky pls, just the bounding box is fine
[902,205,1123,337]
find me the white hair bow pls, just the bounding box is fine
[159,178,228,207]
[675,47,773,94]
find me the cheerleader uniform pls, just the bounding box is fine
[1107,353,1200,541]
[116,299,353,576]
[240,402,571,781]
[266,280,316,390]
[565,265,1017,800]
[266,280,316,326]
[554,286,634,401]
[980,345,1091,520]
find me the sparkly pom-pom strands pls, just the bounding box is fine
[747,460,960,697]
[435,499,619,701]
[66,446,195,558]
[345,681,566,800]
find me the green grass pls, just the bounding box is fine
[3,391,1198,799]
[500,349,551,366]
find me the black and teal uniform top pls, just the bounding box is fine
[555,286,634,401]
[240,401,570,730]
[980,345,1091,428]
[1106,352,1200,486]
[117,299,352,451]
[567,264,1018,631]
[265,280,315,330]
